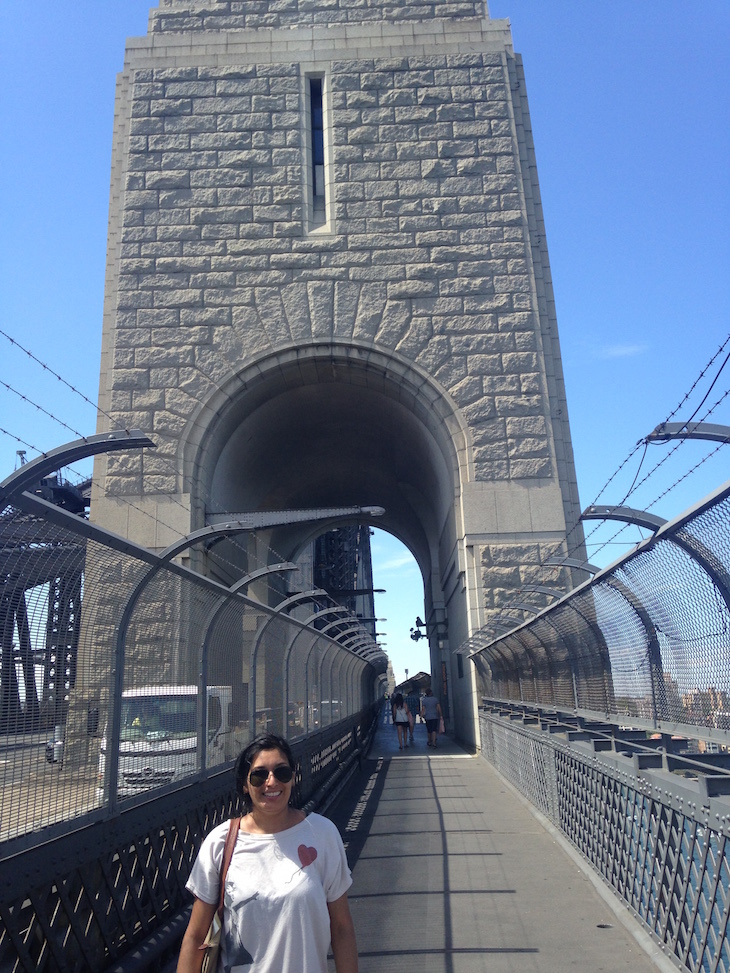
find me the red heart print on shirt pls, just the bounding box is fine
[298,844,318,867]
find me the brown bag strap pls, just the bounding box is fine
[216,817,240,918]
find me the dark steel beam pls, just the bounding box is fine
[647,421,730,444]
[581,504,666,531]
[0,430,155,510]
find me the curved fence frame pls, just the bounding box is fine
[0,435,385,972]
[0,437,386,845]
[469,479,730,748]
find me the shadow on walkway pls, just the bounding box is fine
[326,704,666,972]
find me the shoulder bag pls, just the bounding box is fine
[199,817,240,973]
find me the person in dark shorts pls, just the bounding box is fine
[420,689,443,748]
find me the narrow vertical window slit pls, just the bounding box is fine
[307,75,326,230]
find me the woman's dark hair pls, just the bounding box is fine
[235,733,297,810]
[392,693,403,707]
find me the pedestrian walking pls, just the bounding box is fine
[404,693,418,744]
[420,689,443,748]
[391,693,411,749]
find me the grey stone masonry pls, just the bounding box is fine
[151,0,484,32]
[93,0,587,745]
[103,37,576,489]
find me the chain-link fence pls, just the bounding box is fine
[481,706,730,973]
[0,439,385,845]
[469,481,730,747]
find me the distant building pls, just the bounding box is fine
[394,671,430,697]
[682,687,730,726]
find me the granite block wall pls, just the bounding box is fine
[151,0,485,32]
[106,49,561,493]
[92,2,585,737]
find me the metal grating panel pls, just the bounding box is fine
[0,712,376,973]
[480,710,730,973]
[470,487,730,749]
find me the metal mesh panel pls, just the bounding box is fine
[535,588,616,714]
[484,717,553,817]
[682,494,730,577]
[286,628,315,737]
[480,711,730,973]
[306,640,326,733]
[593,581,655,711]
[614,538,730,725]
[510,626,556,705]
[252,613,293,736]
[0,493,383,843]
[524,617,576,708]
[1,513,150,840]
[318,641,338,728]
[470,484,730,744]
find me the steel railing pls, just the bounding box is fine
[480,702,730,973]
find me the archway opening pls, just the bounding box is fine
[370,528,428,687]
[185,347,472,732]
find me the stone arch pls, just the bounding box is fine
[181,342,472,591]
[92,3,589,747]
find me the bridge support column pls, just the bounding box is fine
[92,0,585,750]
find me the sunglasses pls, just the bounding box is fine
[248,765,294,788]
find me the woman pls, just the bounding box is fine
[420,688,443,748]
[177,733,358,973]
[391,693,411,750]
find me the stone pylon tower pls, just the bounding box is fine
[92,0,584,745]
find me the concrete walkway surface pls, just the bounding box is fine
[326,705,670,973]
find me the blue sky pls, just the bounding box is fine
[1,1,728,684]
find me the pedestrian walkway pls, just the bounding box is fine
[326,705,670,973]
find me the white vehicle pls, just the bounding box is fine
[45,724,65,764]
[98,685,232,797]
[320,700,342,722]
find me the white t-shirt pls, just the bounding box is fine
[186,813,352,972]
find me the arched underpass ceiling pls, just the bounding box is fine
[204,366,462,575]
